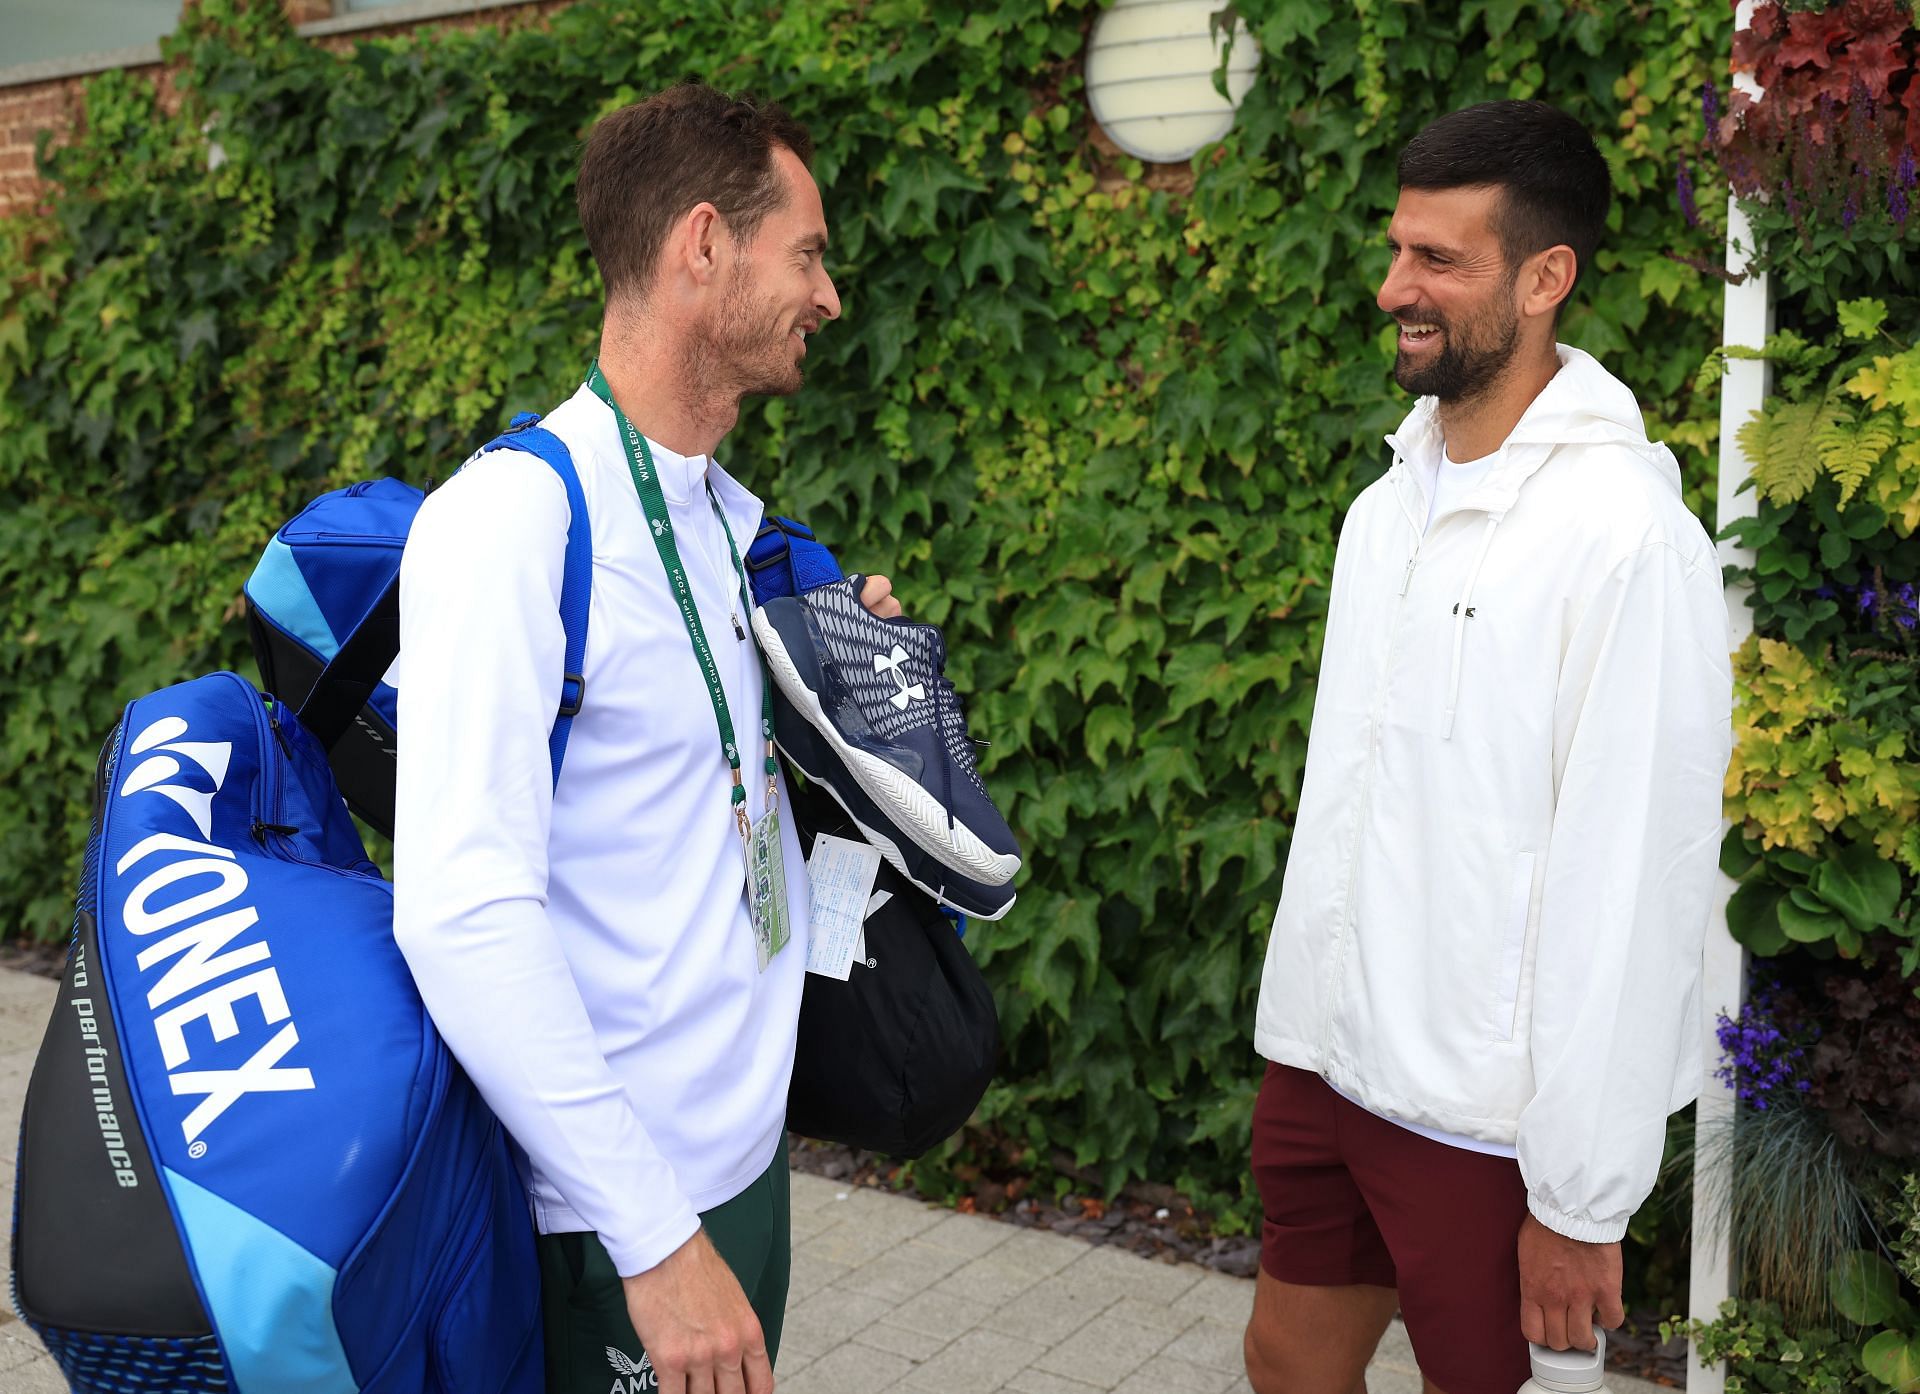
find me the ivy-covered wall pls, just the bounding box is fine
[0,0,1729,1224]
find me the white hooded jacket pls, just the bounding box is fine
[1253,346,1733,1243]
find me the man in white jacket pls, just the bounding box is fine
[1244,102,1732,1394]
[393,85,894,1394]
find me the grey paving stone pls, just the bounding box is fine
[1170,1270,1256,1326]
[1004,1369,1109,1394]
[927,1252,1050,1308]
[780,1285,898,1360]
[917,1209,1016,1258]
[789,1170,851,1214]
[1051,1243,1204,1309]
[780,1341,913,1394]
[839,1238,972,1302]
[898,1327,1050,1392]
[1105,1297,1198,1338]
[981,1279,1119,1347]
[1033,1307,1183,1389]
[796,1215,916,1269]
[789,1201,845,1242]
[852,1319,953,1362]
[1372,1318,1422,1374]
[991,1226,1088,1278]
[1109,1354,1238,1394]
[786,1247,852,1304]
[1159,1316,1245,1374]
[0,1354,70,1394]
[880,1287,996,1341]
[0,975,55,1057]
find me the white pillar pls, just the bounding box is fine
[1686,189,1772,1394]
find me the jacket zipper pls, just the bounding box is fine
[1320,472,1424,1055]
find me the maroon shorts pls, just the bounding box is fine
[1251,1062,1531,1394]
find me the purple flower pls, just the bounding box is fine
[1815,584,1837,600]
[1859,587,1879,615]
[1899,147,1918,192]
[1702,79,1720,131]
[1899,584,1916,608]
[1843,185,1859,229]
[1714,985,1810,1110]
[1677,158,1699,227]
[1893,182,1911,226]
[1897,613,1917,632]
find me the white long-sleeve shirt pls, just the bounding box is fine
[392,384,810,1276]
[1254,346,1733,1243]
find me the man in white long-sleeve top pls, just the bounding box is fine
[393,83,887,1394]
[1243,101,1733,1394]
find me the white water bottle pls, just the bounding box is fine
[1518,1329,1611,1394]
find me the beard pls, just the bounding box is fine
[688,266,805,400]
[1390,277,1521,404]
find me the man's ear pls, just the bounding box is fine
[675,202,725,288]
[1521,244,1578,321]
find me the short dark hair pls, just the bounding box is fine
[1396,101,1611,301]
[577,82,815,304]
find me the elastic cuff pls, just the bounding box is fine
[601,1203,701,1279]
[1527,1194,1628,1245]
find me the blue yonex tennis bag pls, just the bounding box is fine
[11,420,590,1394]
[11,673,542,1394]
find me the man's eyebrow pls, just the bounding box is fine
[794,232,829,254]
[1386,235,1465,260]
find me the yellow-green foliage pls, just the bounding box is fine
[1728,637,1920,875]
[1739,303,1920,533]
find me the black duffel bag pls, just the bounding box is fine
[783,772,1000,1158]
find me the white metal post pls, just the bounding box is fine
[1686,189,1772,1394]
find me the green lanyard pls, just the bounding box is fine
[586,363,777,836]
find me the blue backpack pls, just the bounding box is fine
[11,421,585,1394]
[242,417,590,836]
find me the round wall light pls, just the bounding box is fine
[1085,0,1261,165]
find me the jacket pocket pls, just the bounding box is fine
[1489,851,1535,1042]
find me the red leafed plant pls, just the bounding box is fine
[1711,0,1920,229]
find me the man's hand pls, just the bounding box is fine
[860,574,903,619]
[1517,1213,1624,1352]
[622,1229,773,1394]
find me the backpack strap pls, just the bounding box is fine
[745,516,842,605]
[478,414,592,788]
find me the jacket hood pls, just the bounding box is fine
[1384,344,1680,517]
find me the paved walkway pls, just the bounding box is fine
[0,966,1666,1392]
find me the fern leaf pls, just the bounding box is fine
[1745,396,1841,503]
[1814,415,1897,506]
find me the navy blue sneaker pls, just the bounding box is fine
[766,677,1014,921]
[746,520,1021,907]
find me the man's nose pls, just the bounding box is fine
[1376,260,1412,316]
[816,272,842,323]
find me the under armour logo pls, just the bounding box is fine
[874,645,926,710]
[119,716,232,838]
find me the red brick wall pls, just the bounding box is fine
[0,0,564,217]
[0,77,96,216]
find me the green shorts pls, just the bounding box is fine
[536,1146,791,1394]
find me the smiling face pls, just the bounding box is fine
[692,146,841,399]
[1376,185,1525,405]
